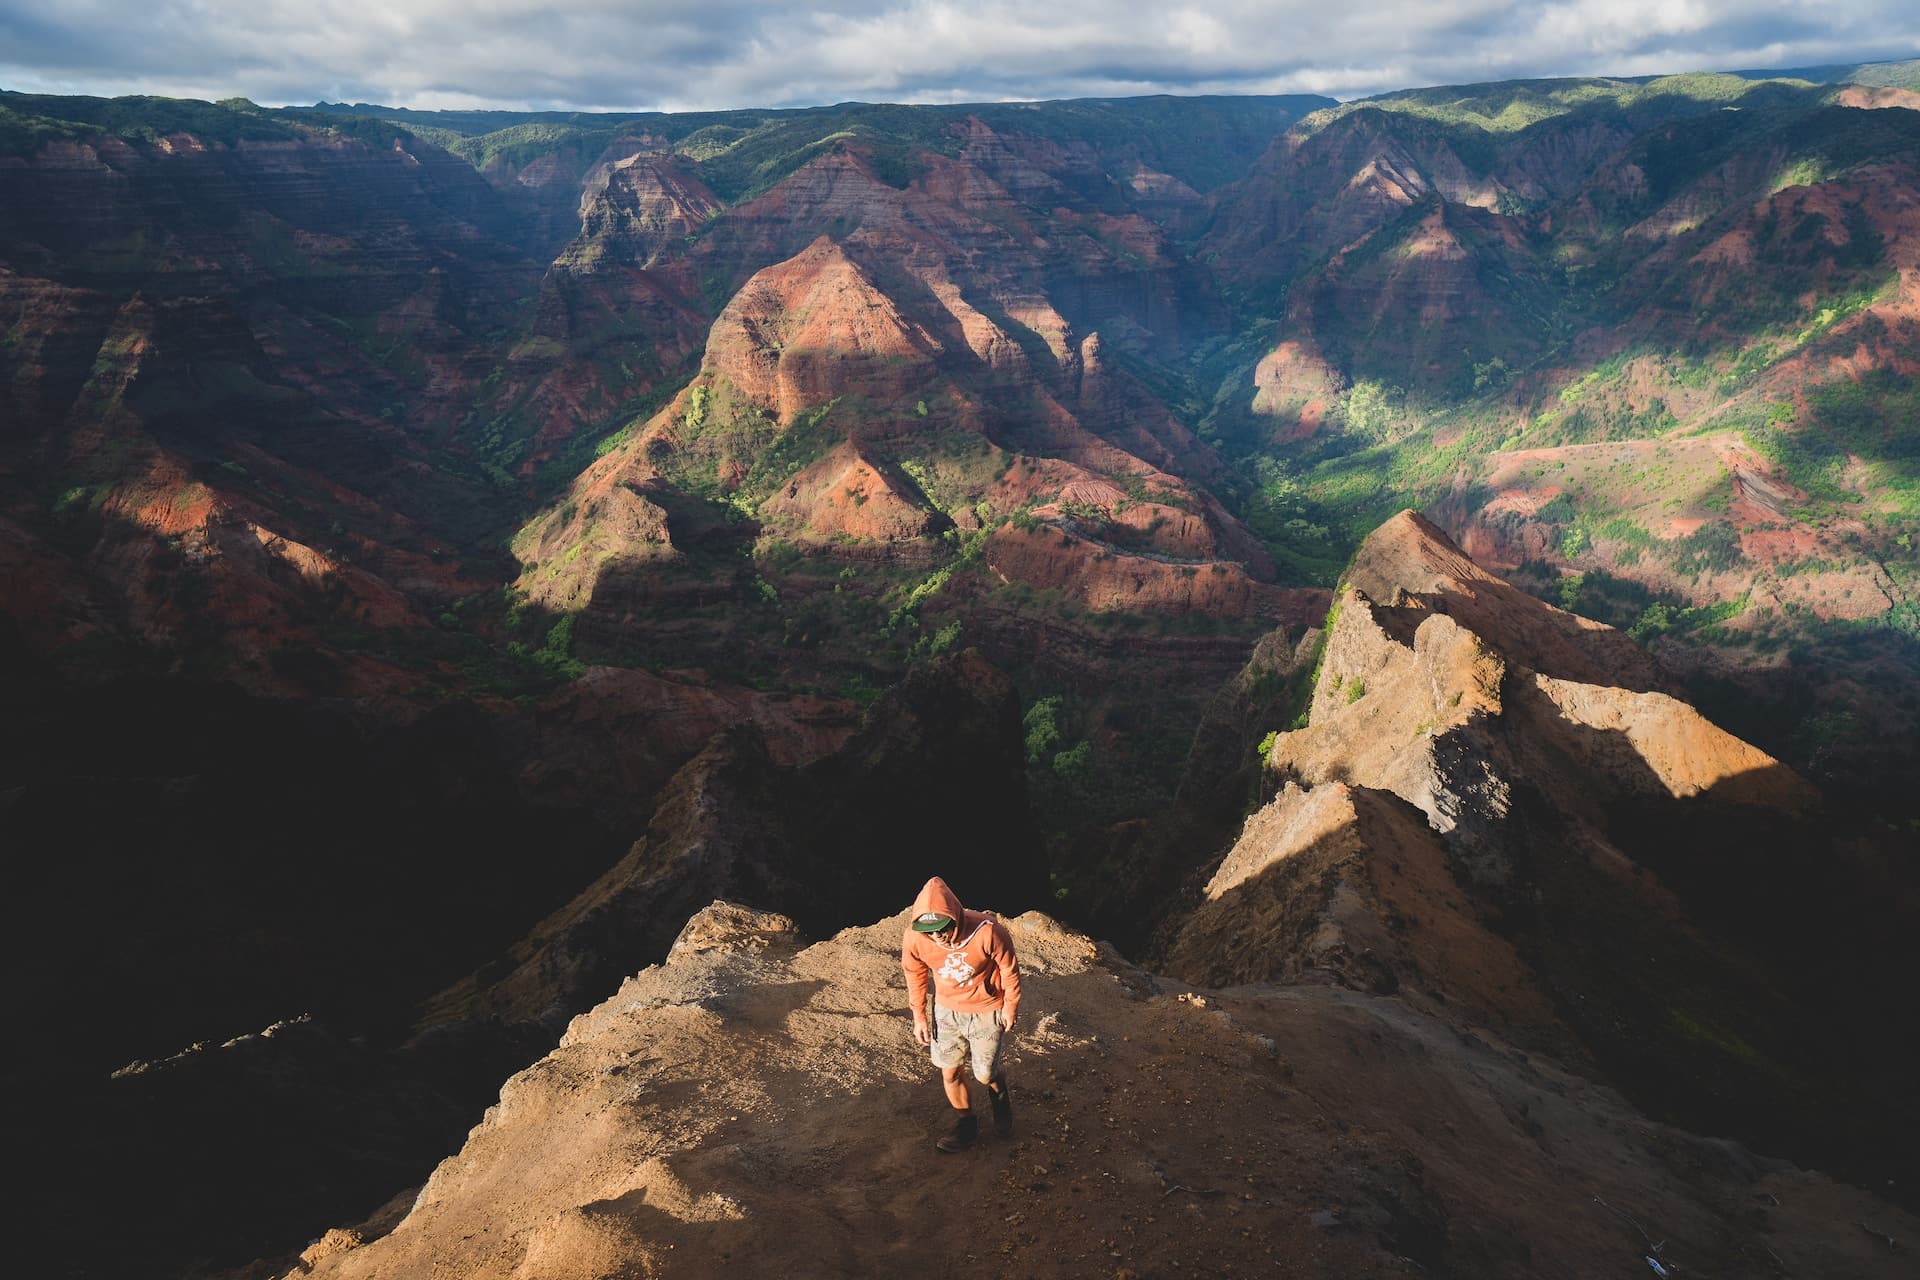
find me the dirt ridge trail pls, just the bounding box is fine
[273,904,1913,1280]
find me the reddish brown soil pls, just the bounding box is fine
[982,523,1303,620]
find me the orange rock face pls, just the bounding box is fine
[983,523,1301,620]
[757,443,944,545]
[701,236,944,423]
[1251,339,1345,440]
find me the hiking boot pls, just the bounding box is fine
[936,1112,978,1153]
[988,1079,1013,1137]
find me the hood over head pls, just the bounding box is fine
[910,876,965,931]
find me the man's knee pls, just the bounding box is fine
[941,1063,966,1084]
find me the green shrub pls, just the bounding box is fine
[1667,520,1743,576]
[1628,602,1673,643]
[686,384,712,431]
[1558,571,1586,611]
[1023,696,1062,764]
[1536,493,1578,525]
[1051,739,1092,780]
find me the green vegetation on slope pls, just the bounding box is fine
[1347,72,1825,136]
[295,93,1328,204]
[0,91,296,155]
[0,91,437,158]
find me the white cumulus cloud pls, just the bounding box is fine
[0,0,1914,110]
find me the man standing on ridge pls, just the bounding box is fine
[902,876,1020,1153]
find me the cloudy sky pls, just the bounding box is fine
[2,1,1916,111]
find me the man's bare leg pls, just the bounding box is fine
[941,1063,970,1111]
[936,1063,977,1152]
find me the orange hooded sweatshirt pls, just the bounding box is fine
[901,877,1021,1026]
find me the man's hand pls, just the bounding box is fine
[913,1019,931,1047]
[998,1009,1015,1034]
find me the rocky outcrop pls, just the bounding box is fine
[1342,509,1663,693]
[1166,510,1910,1197]
[701,236,945,423]
[1163,780,1579,1063]
[421,726,808,1029]
[1271,511,1809,883]
[284,902,1915,1280]
[569,154,720,268]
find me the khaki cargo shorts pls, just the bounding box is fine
[930,1003,1005,1083]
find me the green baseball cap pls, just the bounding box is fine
[912,911,954,932]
